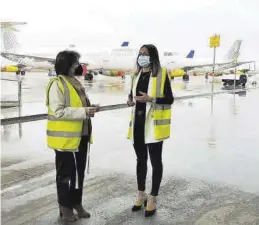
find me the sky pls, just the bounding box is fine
[1,0,259,62]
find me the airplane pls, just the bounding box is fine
[0,22,134,77]
[0,41,134,77]
[0,23,132,76]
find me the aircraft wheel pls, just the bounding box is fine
[89,73,93,80]
[16,71,20,75]
[84,73,93,80]
[21,71,26,75]
[183,74,189,81]
[239,75,247,85]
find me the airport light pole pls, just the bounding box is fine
[209,34,220,114]
[17,75,22,107]
[234,56,238,93]
[211,47,216,94]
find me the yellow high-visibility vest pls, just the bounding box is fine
[46,75,93,151]
[127,67,171,141]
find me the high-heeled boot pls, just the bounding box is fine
[74,204,91,218]
[59,205,77,222]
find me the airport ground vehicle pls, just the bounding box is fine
[221,73,247,87]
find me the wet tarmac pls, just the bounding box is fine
[1,72,259,224]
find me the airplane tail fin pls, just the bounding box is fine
[186,50,195,58]
[224,40,242,62]
[121,41,129,47]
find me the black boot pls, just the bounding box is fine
[59,205,77,222]
[74,204,91,218]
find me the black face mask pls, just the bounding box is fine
[74,64,83,76]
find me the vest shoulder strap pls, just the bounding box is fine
[161,67,167,75]
[46,77,59,106]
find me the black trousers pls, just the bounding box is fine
[133,111,163,196]
[55,136,89,209]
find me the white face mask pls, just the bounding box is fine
[138,55,150,67]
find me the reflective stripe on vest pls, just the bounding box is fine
[46,75,93,151]
[47,130,82,137]
[127,67,171,141]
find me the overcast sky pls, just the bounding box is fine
[1,0,259,61]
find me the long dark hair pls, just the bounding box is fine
[136,44,161,77]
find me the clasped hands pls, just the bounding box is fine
[127,92,153,106]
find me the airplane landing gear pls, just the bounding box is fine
[183,74,189,81]
[84,72,93,81]
[16,70,25,75]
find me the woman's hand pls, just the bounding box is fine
[91,104,100,112]
[127,100,135,107]
[127,96,135,107]
[134,92,153,103]
[85,107,97,117]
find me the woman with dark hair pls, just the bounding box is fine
[46,50,99,222]
[127,44,174,217]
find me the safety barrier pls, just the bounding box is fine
[1,87,257,126]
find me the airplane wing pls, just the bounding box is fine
[235,61,255,67]
[176,60,255,71]
[1,52,56,65]
[1,52,93,67]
